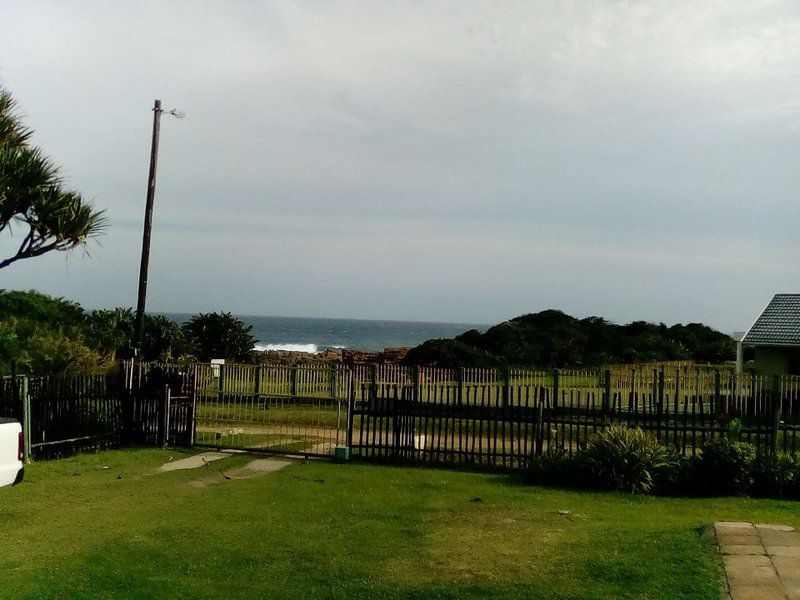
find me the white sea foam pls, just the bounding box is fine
[254,343,319,353]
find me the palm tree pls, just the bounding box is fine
[0,87,106,270]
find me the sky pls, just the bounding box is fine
[0,1,798,331]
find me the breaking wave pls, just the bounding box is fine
[254,343,319,353]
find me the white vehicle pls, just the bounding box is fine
[0,419,24,487]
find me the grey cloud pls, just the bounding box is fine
[1,1,799,330]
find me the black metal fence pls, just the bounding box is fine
[0,364,194,460]
[3,361,800,469]
[349,365,800,469]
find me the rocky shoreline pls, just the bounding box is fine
[252,346,410,366]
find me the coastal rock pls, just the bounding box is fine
[251,346,410,366]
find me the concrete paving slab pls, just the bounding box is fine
[720,534,764,546]
[782,579,800,600]
[158,452,230,472]
[717,522,799,599]
[760,530,800,547]
[767,546,800,558]
[718,522,759,531]
[728,584,789,600]
[188,457,295,488]
[724,546,768,556]
[772,556,800,580]
[756,525,795,533]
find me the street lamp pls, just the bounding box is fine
[133,99,184,357]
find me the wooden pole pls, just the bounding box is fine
[133,99,163,355]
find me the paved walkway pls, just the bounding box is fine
[716,522,800,600]
[158,451,230,472]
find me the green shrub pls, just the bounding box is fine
[696,421,756,495]
[751,453,798,498]
[527,450,580,486]
[652,455,698,496]
[580,425,673,494]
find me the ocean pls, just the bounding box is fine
[163,314,487,353]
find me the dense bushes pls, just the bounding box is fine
[403,309,735,368]
[691,421,756,496]
[528,421,800,499]
[0,290,256,374]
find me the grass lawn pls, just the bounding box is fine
[2,450,800,599]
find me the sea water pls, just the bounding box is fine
[163,314,486,353]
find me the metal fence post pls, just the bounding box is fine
[329,365,338,400]
[771,374,782,454]
[189,365,198,447]
[552,368,559,412]
[161,384,171,448]
[217,365,225,403]
[656,370,665,442]
[253,364,262,401]
[502,367,511,408]
[346,368,355,451]
[370,364,378,410]
[536,385,546,455]
[22,376,31,463]
[291,366,298,398]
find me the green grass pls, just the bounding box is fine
[2,448,800,599]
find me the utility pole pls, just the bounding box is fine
[133,99,184,356]
[133,99,163,356]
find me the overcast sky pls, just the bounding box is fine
[0,1,798,330]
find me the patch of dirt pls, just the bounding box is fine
[188,458,295,488]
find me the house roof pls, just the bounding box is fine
[742,294,800,346]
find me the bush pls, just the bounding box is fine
[695,420,756,496]
[751,453,798,498]
[580,425,673,494]
[527,450,581,487]
[182,312,255,362]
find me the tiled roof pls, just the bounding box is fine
[742,294,800,346]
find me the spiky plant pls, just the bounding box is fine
[0,87,105,270]
[581,425,672,494]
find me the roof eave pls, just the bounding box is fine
[741,340,800,348]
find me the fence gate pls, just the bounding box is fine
[192,363,349,457]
